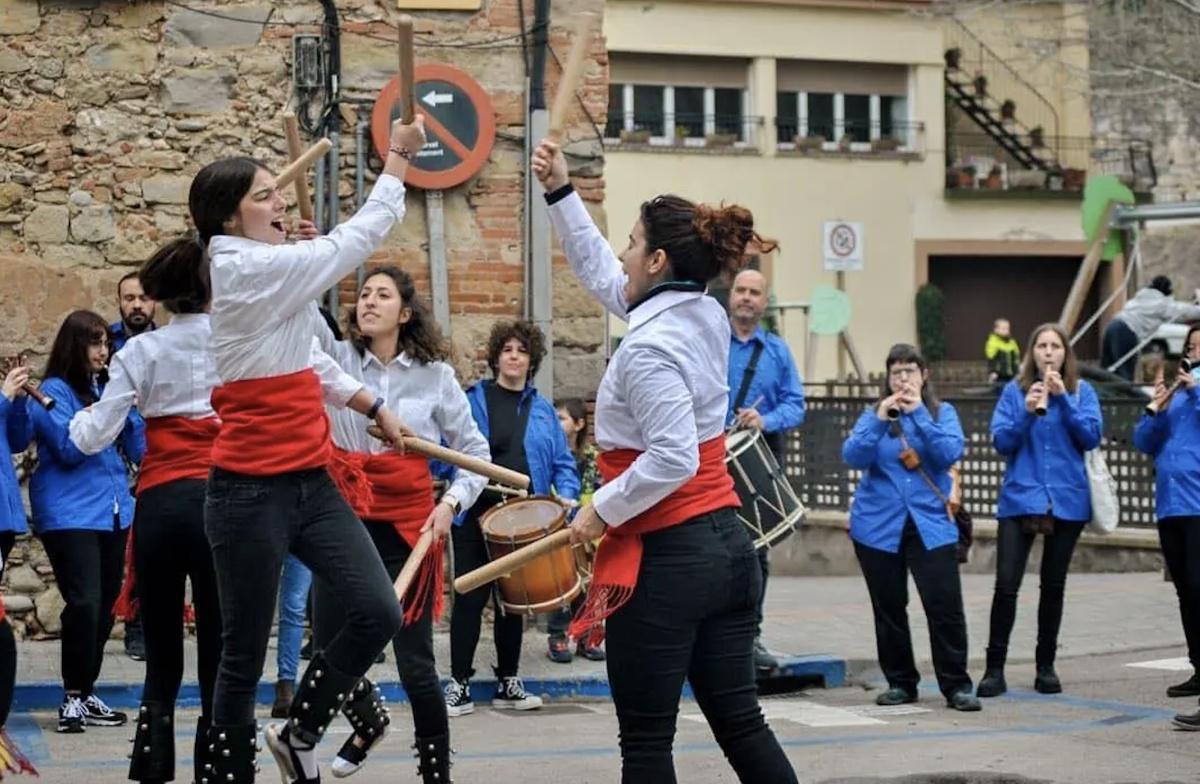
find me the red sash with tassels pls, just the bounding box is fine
[567,436,739,644]
[329,447,442,625]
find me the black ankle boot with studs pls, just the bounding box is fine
[205,723,258,784]
[128,701,174,782]
[414,732,452,783]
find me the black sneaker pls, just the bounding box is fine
[299,638,313,661]
[124,620,145,662]
[1167,673,1200,698]
[875,687,917,706]
[547,634,573,664]
[57,695,85,733]
[444,676,474,718]
[753,639,780,671]
[81,693,127,726]
[1172,709,1200,731]
[493,674,543,711]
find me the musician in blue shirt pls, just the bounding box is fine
[843,344,978,711]
[726,269,805,672]
[977,323,1101,700]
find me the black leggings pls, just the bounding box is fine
[449,514,523,681]
[1159,517,1200,671]
[313,520,447,737]
[134,480,222,716]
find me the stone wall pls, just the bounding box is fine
[0,0,608,636]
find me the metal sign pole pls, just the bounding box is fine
[426,189,451,334]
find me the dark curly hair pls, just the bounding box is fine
[486,320,546,382]
[348,266,448,365]
[640,195,778,286]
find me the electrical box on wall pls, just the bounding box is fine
[396,0,482,8]
[291,34,323,90]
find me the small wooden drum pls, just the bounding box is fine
[479,496,582,615]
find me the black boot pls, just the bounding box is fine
[193,715,211,784]
[331,678,391,778]
[1034,664,1062,694]
[206,723,258,784]
[266,651,360,783]
[414,732,452,784]
[976,645,1008,698]
[1167,672,1200,698]
[128,701,174,782]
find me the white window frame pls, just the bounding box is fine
[607,83,753,149]
[775,89,912,152]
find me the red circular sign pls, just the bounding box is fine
[371,63,496,191]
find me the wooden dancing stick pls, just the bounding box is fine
[454,529,572,594]
[274,138,332,190]
[282,113,315,222]
[367,425,532,490]
[397,15,417,124]
[547,14,596,141]
[393,528,435,603]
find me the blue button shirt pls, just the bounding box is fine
[1133,387,1200,520]
[843,402,964,553]
[0,395,32,534]
[991,379,1102,522]
[109,320,154,353]
[726,327,806,433]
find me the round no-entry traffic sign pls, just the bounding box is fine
[371,63,496,191]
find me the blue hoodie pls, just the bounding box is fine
[459,380,580,519]
[1133,386,1200,520]
[28,377,144,533]
[0,395,32,534]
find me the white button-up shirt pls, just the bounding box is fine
[207,174,408,403]
[320,333,490,512]
[548,191,731,527]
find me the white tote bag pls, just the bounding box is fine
[1085,447,1120,535]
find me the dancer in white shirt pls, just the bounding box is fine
[532,139,797,783]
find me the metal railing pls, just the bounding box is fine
[603,112,765,148]
[781,388,1158,527]
[947,130,1156,193]
[777,119,924,151]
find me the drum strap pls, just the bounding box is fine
[733,341,766,412]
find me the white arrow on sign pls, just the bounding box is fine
[422,90,454,107]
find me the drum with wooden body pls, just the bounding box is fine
[479,496,582,615]
[725,428,806,549]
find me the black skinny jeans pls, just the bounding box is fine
[41,522,128,695]
[449,512,523,681]
[313,519,447,738]
[1158,517,1200,672]
[986,517,1084,668]
[605,510,797,784]
[854,519,972,698]
[204,467,402,727]
[134,479,222,716]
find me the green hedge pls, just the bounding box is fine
[915,283,946,362]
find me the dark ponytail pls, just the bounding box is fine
[349,266,449,365]
[139,237,210,314]
[640,195,778,285]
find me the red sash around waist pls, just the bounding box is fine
[210,369,330,475]
[137,416,220,495]
[568,436,739,643]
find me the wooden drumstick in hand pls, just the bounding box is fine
[397,15,417,124]
[275,139,332,190]
[282,113,315,222]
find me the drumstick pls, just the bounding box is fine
[729,395,765,433]
[367,425,531,489]
[396,15,417,124]
[275,139,332,190]
[282,113,314,222]
[393,528,434,604]
[454,528,573,594]
[547,14,596,141]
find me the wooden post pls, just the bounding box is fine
[397,15,417,124]
[1060,200,1118,334]
[835,270,847,379]
[547,14,596,141]
[282,113,314,222]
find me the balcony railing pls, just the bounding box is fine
[947,130,1156,194]
[776,119,925,154]
[603,112,765,150]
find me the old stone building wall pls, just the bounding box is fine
[0,0,608,638]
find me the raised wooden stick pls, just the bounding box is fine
[397,15,417,124]
[368,425,531,490]
[454,528,572,594]
[275,138,332,190]
[282,113,314,222]
[548,14,596,140]
[393,528,434,603]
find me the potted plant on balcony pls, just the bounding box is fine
[837,133,854,152]
[1046,166,1064,191]
[674,125,690,145]
[1000,99,1016,120]
[1063,167,1086,191]
[795,134,825,152]
[958,164,977,188]
[982,164,1004,189]
[973,73,988,97]
[705,131,738,148]
[945,47,963,71]
[1029,125,1045,149]
[620,128,651,144]
[871,136,902,152]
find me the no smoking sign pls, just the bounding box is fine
[371,64,496,191]
[822,221,864,272]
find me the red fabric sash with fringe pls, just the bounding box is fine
[210,369,330,475]
[329,447,442,625]
[567,436,739,644]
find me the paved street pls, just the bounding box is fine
[10,571,1198,782]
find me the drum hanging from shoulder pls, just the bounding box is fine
[479,496,583,615]
[725,428,806,549]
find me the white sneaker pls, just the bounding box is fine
[492,676,543,711]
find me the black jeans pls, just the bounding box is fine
[313,519,447,738]
[449,514,523,681]
[755,547,770,635]
[1159,517,1200,671]
[135,479,222,716]
[986,517,1084,668]
[605,510,796,784]
[1101,318,1139,382]
[204,467,401,727]
[547,595,583,638]
[854,520,972,698]
[41,523,128,694]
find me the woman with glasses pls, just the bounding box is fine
[1134,326,1200,725]
[843,344,979,712]
[27,311,145,734]
[978,323,1101,698]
